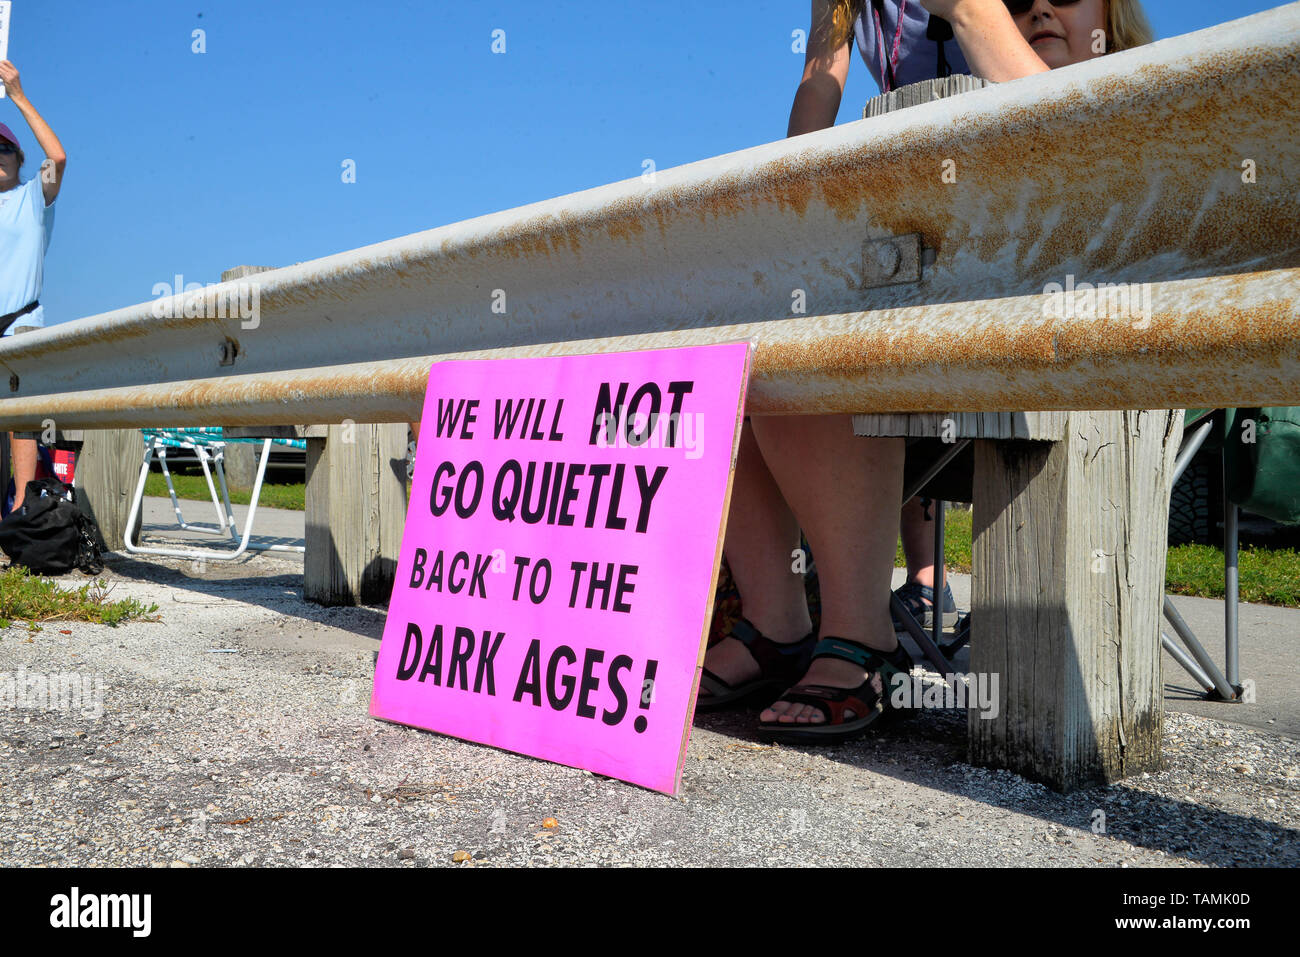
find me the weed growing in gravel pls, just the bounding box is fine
[0,567,161,632]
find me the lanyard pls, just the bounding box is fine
[870,0,908,93]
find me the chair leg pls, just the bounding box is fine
[235,439,303,555]
[1158,412,1246,700]
[894,444,967,676]
[893,593,955,674]
[1163,595,1236,700]
[161,444,229,537]
[230,440,271,557]
[159,448,188,527]
[1171,419,1214,485]
[1223,456,1241,689]
[1162,632,1215,692]
[213,447,241,541]
[932,499,946,659]
[194,444,231,535]
[123,446,156,554]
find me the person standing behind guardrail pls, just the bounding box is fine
[0,59,66,510]
[700,0,1153,742]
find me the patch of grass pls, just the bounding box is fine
[0,566,161,632]
[1165,544,1300,607]
[143,472,305,511]
[901,508,1300,609]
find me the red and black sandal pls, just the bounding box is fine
[696,618,816,712]
[756,636,916,744]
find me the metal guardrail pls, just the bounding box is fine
[1,5,1297,430]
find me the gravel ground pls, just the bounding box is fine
[1,553,1297,868]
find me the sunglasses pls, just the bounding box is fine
[0,143,18,155]
[1003,0,1082,14]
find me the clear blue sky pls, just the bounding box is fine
[4,0,1284,326]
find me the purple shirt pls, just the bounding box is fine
[853,0,972,93]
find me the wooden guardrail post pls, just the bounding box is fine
[221,442,259,491]
[968,410,1182,790]
[303,422,408,606]
[77,429,143,552]
[855,409,1182,791]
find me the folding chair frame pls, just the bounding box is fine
[124,432,305,562]
[890,418,1250,703]
[1160,413,1246,701]
[890,440,970,676]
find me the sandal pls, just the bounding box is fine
[756,637,916,744]
[891,580,959,632]
[696,618,816,712]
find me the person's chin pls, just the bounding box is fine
[1030,38,1066,64]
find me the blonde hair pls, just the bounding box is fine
[828,0,1154,55]
[1106,0,1155,52]
[830,0,863,50]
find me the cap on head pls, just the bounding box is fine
[0,122,18,150]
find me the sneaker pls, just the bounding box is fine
[891,579,959,632]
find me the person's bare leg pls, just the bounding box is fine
[749,416,905,724]
[900,496,935,588]
[10,434,37,510]
[701,421,812,692]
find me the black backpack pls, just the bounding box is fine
[0,478,105,576]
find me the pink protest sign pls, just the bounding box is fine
[370,343,751,794]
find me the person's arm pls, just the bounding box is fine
[788,0,853,137]
[919,0,1049,82]
[0,61,67,206]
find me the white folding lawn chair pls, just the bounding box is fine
[124,427,306,561]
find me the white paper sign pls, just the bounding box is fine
[0,2,10,99]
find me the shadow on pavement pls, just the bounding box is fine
[97,553,389,639]
[693,706,1297,868]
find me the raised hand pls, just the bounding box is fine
[0,61,25,101]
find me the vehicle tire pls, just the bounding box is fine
[1168,455,1222,546]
